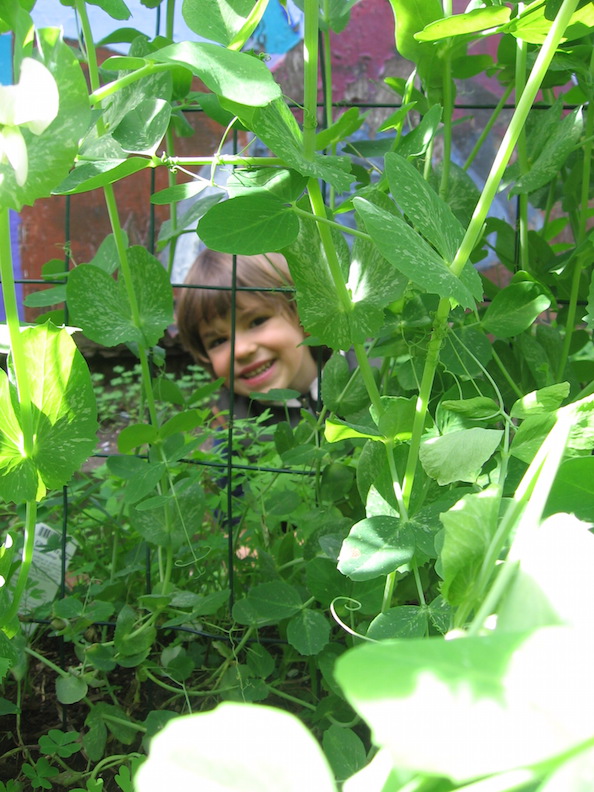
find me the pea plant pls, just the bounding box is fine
[1,0,594,789]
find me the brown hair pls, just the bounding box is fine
[176,250,298,363]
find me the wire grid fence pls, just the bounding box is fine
[10,8,526,647]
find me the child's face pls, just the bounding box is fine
[199,298,318,398]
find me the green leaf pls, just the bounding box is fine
[287,609,331,655]
[338,517,416,581]
[510,108,583,196]
[182,0,269,49]
[415,6,511,41]
[321,354,370,416]
[335,627,594,783]
[130,480,204,549]
[198,195,299,254]
[53,157,153,195]
[222,98,353,192]
[544,458,594,522]
[322,725,367,783]
[227,168,307,203]
[510,383,570,419]
[439,487,500,606]
[134,703,337,792]
[440,326,493,377]
[38,729,81,758]
[354,198,477,309]
[56,675,88,704]
[507,1,594,44]
[66,246,173,348]
[498,513,594,632]
[419,428,503,485]
[385,153,465,263]
[116,424,159,453]
[316,107,366,150]
[0,29,91,211]
[150,180,209,205]
[114,604,156,658]
[232,581,302,626]
[367,606,428,640]
[122,462,165,505]
[386,0,443,90]
[0,324,97,502]
[112,98,171,155]
[151,42,281,107]
[88,0,131,20]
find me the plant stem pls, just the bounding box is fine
[0,207,33,455]
[2,501,37,628]
[292,204,372,242]
[303,0,319,160]
[514,8,530,273]
[89,62,176,104]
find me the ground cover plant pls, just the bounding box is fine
[1,0,594,789]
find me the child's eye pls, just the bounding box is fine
[250,316,269,328]
[207,336,227,350]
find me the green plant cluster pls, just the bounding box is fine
[1,0,594,790]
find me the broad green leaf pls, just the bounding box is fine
[439,396,501,424]
[354,198,477,309]
[66,246,173,348]
[510,108,583,196]
[287,609,331,655]
[320,353,370,417]
[117,424,159,453]
[439,326,493,378]
[322,725,367,783]
[182,0,269,50]
[498,513,594,632]
[158,192,223,249]
[335,627,594,783]
[53,157,153,195]
[507,1,594,44]
[198,195,299,254]
[122,462,165,505]
[0,29,90,211]
[112,98,171,155]
[370,396,416,442]
[23,284,66,308]
[56,675,88,705]
[367,606,428,640]
[386,0,443,87]
[282,206,352,349]
[114,604,156,659]
[439,487,500,606]
[222,98,353,191]
[316,107,366,150]
[232,581,302,626]
[415,6,511,41]
[385,153,464,263]
[87,0,131,20]
[325,418,383,444]
[544,458,594,522]
[134,703,337,792]
[151,42,281,107]
[510,383,570,419]
[129,480,204,549]
[227,168,307,203]
[150,180,209,205]
[0,324,97,502]
[419,428,503,486]
[338,516,416,581]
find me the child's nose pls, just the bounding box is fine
[233,332,257,359]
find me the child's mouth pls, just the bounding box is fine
[240,360,275,382]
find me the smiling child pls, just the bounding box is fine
[176,250,319,421]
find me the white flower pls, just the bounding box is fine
[0,58,59,186]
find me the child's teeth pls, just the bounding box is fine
[246,361,272,378]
